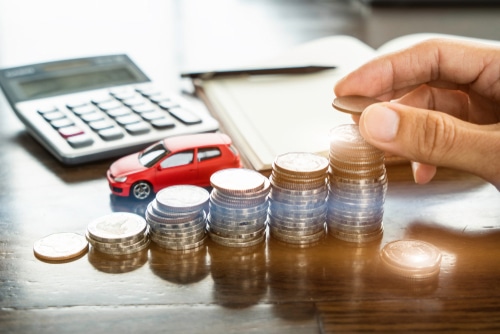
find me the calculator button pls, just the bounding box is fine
[51,118,75,128]
[80,112,106,123]
[67,134,94,148]
[107,107,132,118]
[125,122,151,135]
[58,126,84,138]
[116,114,143,126]
[122,97,146,107]
[89,120,115,131]
[66,101,88,109]
[168,108,202,125]
[72,105,97,116]
[42,111,66,121]
[97,100,122,111]
[141,111,166,121]
[151,118,176,129]
[132,105,156,114]
[91,94,113,104]
[98,127,124,141]
[158,100,180,109]
[37,106,58,114]
[136,87,161,97]
[110,88,136,100]
[149,95,171,104]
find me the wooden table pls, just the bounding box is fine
[1,1,500,332]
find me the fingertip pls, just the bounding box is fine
[359,103,400,143]
[411,162,437,184]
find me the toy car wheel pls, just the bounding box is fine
[131,181,152,200]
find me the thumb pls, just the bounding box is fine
[359,102,500,189]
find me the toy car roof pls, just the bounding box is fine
[161,133,232,152]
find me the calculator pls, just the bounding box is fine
[0,54,219,165]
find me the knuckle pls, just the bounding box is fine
[417,112,457,163]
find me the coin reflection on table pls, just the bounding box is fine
[87,246,148,274]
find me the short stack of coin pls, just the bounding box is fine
[268,152,328,246]
[327,124,387,244]
[86,212,150,255]
[146,185,209,251]
[207,168,270,247]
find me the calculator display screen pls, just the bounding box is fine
[17,67,138,100]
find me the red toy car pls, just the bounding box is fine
[107,133,242,200]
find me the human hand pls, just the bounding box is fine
[334,38,500,190]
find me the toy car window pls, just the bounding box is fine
[198,147,221,162]
[159,150,194,169]
[139,142,170,167]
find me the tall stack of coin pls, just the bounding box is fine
[207,168,270,247]
[146,185,209,251]
[327,124,387,244]
[86,212,150,255]
[268,152,329,246]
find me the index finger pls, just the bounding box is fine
[334,38,500,102]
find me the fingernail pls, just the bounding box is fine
[361,104,400,142]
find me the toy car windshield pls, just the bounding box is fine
[139,142,171,167]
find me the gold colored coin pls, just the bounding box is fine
[332,95,381,115]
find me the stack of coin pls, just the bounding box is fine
[268,152,328,246]
[327,124,387,244]
[146,185,209,251]
[207,168,270,247]
[86,212,150,255]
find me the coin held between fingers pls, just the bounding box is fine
[332,95,382,115]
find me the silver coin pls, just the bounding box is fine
[209,232,266,248]
[210,168,266,194]
[150,200,202,218]
[91,235,150,255]
[328,225,383,243]
[208,225,266,240]
[146,203,204,224]
[155,185,209,212]
[270,227,325,245]
[153,234,208,251]
[87,212,147,243]
[33,232,88,261]
[85,227,149,249]
[151,229,206,244]
[207,214,267,230]
[150,223,206,239]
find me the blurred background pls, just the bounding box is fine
[1,0,499,93]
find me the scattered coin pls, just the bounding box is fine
[33,232,88,262]
[327,124,387,244]
[380,240,442,280]
[332,95,381,115]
